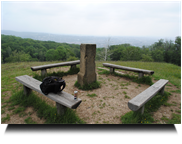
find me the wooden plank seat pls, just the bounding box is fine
[128,79,168,114]
[15,75,82,116]
[31,60,80,77]
[103,63,154,78]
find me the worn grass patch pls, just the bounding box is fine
[98,68,153,86]
[87,93,98,97]
[9,90,85,124]
[121,91,172,124]
[74,81,101,90]
[33,67,80,81]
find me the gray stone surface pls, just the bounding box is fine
[77,44,97,86]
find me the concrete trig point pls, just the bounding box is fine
[77,44,97,86]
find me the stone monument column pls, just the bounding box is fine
[77,44,97,86]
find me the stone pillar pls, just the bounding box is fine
[77,44,97,86]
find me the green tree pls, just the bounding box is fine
[46,49,56,61]
[5,50,32,62]
[151,49,164,62]
[55,46,67,60]
[141,54,153,62]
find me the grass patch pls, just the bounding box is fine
[121,91,171,124]
[170,89,181,94]
[74,80,101,90]
[98,69,153,86]
[1,114,10,123]
[8,106,15,111]
[24,117,37,124]
[161,113,181,124]
[13,107,26,114]
[9,90,85,124]
[123,91,127,94]
[87,93,98,97]
[124,95,131,99]
[1,109,5,114]
[33,67,80,81]
[163,102,177,107]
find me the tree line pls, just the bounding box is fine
[96,36,181,66]
[1,35,80,63]
[1,35,181,66]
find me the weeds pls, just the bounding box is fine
[74,80,101,90]
[9,90,85,124]
[121,91,172,124]
[1,114,10,123]
[24,117,37,124]
[87,93,98,97]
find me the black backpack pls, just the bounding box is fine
[40,76,66,95]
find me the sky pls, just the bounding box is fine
[1,0,181,38]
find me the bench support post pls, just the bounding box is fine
[159,86,165,95]
[23,85,32,96]
[138,73,144,79]
[135,105,145,115]
[41,69,47,77]
[71,64,76,69]
[110,67,115,73]
[56,102,67,116]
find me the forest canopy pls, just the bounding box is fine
[1,34,181,66]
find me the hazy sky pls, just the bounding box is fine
[1,0,181,38]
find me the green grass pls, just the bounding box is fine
[87,93,98,97]
[1,114,10,123]
[24,117,37,124]
[124,95,131,99]
[161,113,181,124]
[97,61,181,88]
[98,68,153,86]
[33,67,80,81]
[1,61,181,124]
[121,91,172,124]
[170,89,181,94]
[74,80,101,90]
[9,90,85,124]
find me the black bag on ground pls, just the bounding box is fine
[40,76,66,95]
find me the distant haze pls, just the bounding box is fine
[1,30,176,48]
[1,1,181,38]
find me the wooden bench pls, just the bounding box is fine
[103,63,154,78]
[15,75,82,116]
[31,60,80,77]
[128,79,168,114]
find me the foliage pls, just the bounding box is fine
[141,54,154,62]
[74,81,101,90]
[121,92,171,124]
[2,34,180,66]
[1,35,80,63]
[108,37,181,66]
[67,56,79,61]
[4,50,32,62]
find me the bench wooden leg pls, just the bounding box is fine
[110,67,115,73]
[23,85,32,96]
[136,105,145,115]
[138,73,144,79]
[56,102,67,116]
[41,69,47,77]
[71,64,76,69]
[159,86,165,95]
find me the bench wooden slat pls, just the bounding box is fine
[31,60,80,71]
[103,63,154,75]
[128,79,168,111]
[15,75,82,109]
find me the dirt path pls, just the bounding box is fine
[1,67,181,124]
